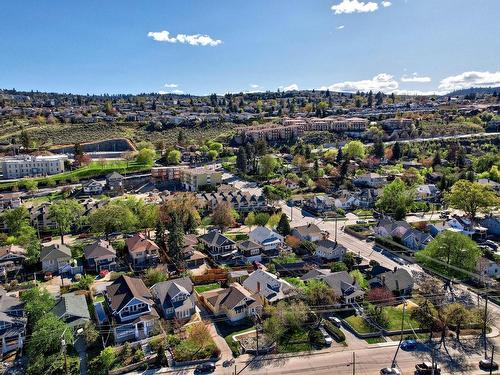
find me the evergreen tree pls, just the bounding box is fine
[367,90,373,107]
[336,147,343,164]
[167,212,184,262]
[373,140,385,159]
[236,147,248,174]
[432,150,442,166]
[276,213,291,236]
[155,220,166,248]
[185,211,198,234]
[392,142,402,160]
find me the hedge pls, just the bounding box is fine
[323,321,346,342]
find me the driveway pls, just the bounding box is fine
[74,335,88,375]
[208,323,234,362]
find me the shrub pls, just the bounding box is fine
[323,321,346,342]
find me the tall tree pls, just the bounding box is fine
[416,231,481,276]
[376,177,416,219]
[89,203,137,239]
[48,199,84,244]
[2,206,29,235]
[167,212,184,263]
[212,202,236,231]
[392,142,402,160]
[259,154,277,177]
[445,180,499,221]
[343,141,365,160]
[236,146,248,174]
[276,213,291,236]
[21,288,56,327]
[372,140,385,159]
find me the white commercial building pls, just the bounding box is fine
[1,154,67,179]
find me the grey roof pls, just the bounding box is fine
[316,239,346,253]
[106,171,124,180]
[0,288,26,330]
[237,240,262,252]
[242,269,295,303]
[151,277,193,303]
[371,268,414,292]
[84,239,116,260]
[106,275,154,312]
[293,224,322,237]
[301,268,332,281]
[52,292,90,328]
[199,230,235,247]
[40,243,72,262]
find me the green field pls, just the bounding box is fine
[0,160,151,190]
[345,315,379,334]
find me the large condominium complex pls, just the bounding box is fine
[180,167,222,191]
[236,116,369,143]
[1,155,67,179]
[236,122,303,142]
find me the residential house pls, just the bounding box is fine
[400,229,433,251]
[477,178,500,193]
[106,275,159,343]
[51,292,91,328]
[481,215,500,236]
[150,277,196,320]
[301,270,364,304]
[200,283,262,323]
[198,230,237,261]
[416,184,440,201]
[106,172,124,195]
[0,289,26,356]
[82,179,104,195]
[182,234,207,269]
[83,239,117,272]
[353,173,387,188]
[303,195,336,214]
[476,258,500,278]
[315,239,346,261]
[198,190,269,213]
[126,233,160,269]
[40,243,72,274]
[237,240,263,263]
[292,223,323,242]
[249,226,283,253]
[0,245,26,280]
[28,202,57,231]
[242,269,295,303]
[374,219,412,239]
[369,268,414,295]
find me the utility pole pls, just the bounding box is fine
[483,292,489,359]
[61,338,68,375]
[392,301,406,368]
[334,214,338,242]
[489,346,495,375]
[352,352,355,375]
[430,345,435,375]
[234,365,237,375]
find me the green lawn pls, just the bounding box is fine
[383,307,421,332]
[194,283,221,294]
[277,330,313,353]
[226,232,249,241]
[345,315,379,334]
[224,327,256,357]
[0,160,152,190]
[365,336,386,344]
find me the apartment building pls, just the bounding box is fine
[303,117,368,132]
[180,167,222,192]
[1,154,67,179]
[235,123,303,142]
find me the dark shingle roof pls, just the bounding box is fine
[106,275,153,312]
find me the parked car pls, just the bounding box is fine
[400,339,417,350]
[194,363,216,374]
[479,358,498,371]
[483,240,498,250]
[380,367,401,375]
[318,326,333,346]
[356,220,368,225]
[328,316,342,328]
[415,362,441,374]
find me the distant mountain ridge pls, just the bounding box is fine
[448,87,500,96]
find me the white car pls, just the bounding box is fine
[319,326,333,346]
[328,316,342,328]
[380,367,401,375]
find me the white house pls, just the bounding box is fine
[249,226,284,252]
[315,239,346,261]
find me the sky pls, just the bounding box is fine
[1,0,499,96]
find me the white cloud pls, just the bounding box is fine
[147,30,222,46]
[281,84,299,92]
[321,73,398,93]
[393,89,444,96]
[171,89,184,94]
[250,84,260,89]
[381,1,392,7]
[337,25,345,30]
[401,73,432,83]
[164,83,178,88]
[331,0,379,14]
[438,71,500,92]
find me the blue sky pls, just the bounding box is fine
[1,0,499,95]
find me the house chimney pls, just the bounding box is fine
[257,281,261,292]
